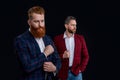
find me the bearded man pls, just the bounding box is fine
[14,6,61,80]
[54,16,89,80]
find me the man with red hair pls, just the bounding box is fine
[14,6,61,80]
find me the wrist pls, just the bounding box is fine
[53,66,57,72]
[44,51,48,57]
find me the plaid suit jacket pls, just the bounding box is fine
[14,30,61,80]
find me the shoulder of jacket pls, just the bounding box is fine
[54,34,63,39]
[15,31,29,40]
[75,34,84,38]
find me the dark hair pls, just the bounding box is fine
[65,16,76,24]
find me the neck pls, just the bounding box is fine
[65,30,73,38]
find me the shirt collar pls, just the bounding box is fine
[63,31,74,39]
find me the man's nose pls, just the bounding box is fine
[38,22,42,27]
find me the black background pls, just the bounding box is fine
[0,0,120,80]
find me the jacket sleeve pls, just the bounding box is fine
[47,36,61,74]
[79,35,89,72]
[14,37,48,73]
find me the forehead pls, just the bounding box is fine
[32,13,44,20]
[69,20,76,24]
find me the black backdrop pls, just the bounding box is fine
[0,0,120,80]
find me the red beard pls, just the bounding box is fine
[30,26,46,38]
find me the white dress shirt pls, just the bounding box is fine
[63,32,75,67]
[35,38,45,53]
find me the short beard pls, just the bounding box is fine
[68,28,76,34]
[30,26,46,38]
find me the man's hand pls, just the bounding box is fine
[44,45,54,57]
[43,62,56,72]
[63,50,70,58]
[79,70,81,73]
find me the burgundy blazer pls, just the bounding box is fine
[54,34,89,80]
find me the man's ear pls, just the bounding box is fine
[27,19,30,26]
[65,24,68,29]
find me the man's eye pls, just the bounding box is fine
[34,21,39,23]
[41,20,44,22]
[71,24,76,26]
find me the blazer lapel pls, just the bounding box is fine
[42,36,50,47]
[27,31,41,54]
[72,34,80,65]
[61,35,66,52]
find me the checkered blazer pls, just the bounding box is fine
[14,30,61,80]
